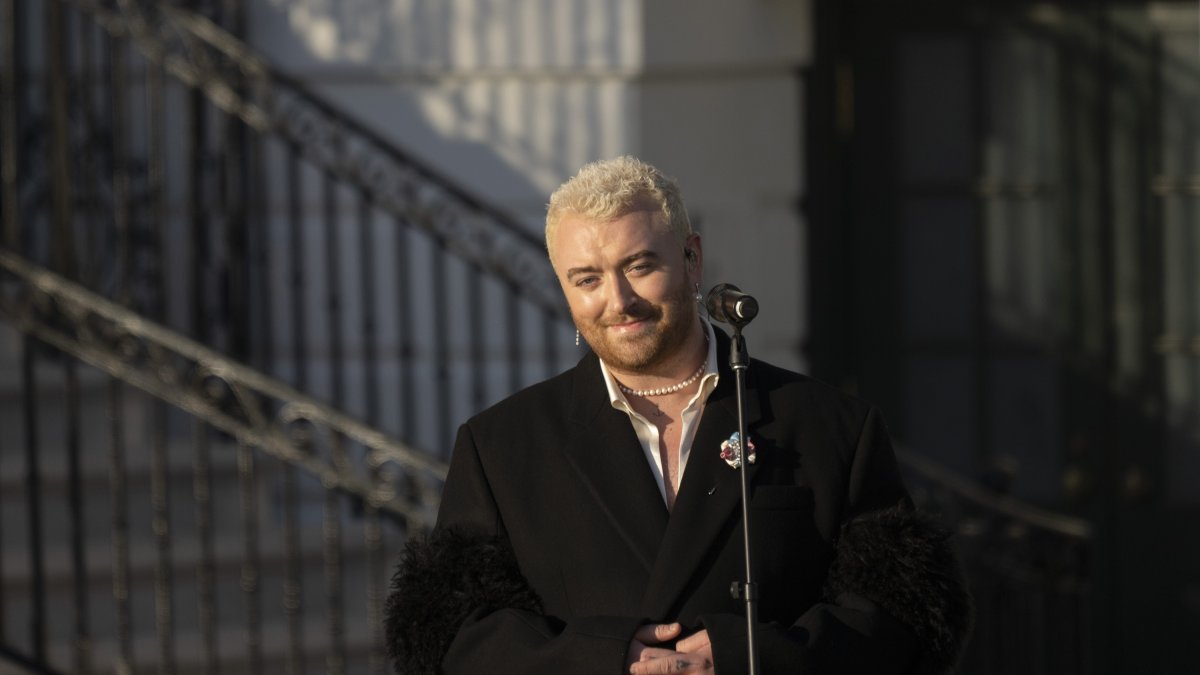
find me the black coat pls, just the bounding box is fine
[390,330,971,674]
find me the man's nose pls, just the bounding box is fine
[605,274,639,314]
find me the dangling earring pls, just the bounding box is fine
[575,329,581,347]
[694,282,703,305]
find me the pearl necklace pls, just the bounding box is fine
[618,360,707,397]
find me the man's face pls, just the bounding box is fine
[550,209,700,374]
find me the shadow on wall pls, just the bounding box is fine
[249,0,642,223]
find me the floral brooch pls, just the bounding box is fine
[720,432,756,469]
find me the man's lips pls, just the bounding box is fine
[605,315,655,331]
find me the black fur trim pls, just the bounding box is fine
[384,527,543,674]
[825,505,973,675]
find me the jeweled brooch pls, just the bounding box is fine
[720,432,756,469]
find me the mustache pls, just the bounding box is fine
[600,307,660,327]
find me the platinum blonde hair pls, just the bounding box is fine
[545,156,691,268]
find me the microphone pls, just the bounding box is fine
[706,283,758,326]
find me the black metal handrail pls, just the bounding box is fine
[899,445,1094,675]
[4,0,576,464]
[0,247,445,674]
[897,446,1092,540]
[80,0,564,317]
[0,248,447,520]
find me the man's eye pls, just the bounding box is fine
[576,276,599,287]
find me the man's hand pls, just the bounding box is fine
[626,623,683,671]
[628,629,714,674]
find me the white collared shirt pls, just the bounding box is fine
[598,320,720,506]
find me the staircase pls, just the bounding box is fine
[0,1,1097,674]
[0,0,571,672]
[0,248,445,674]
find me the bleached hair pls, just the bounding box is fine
[545,156,691,267]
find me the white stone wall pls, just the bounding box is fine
[247,0,813,372]
[639,0,812,371]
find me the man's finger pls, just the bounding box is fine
[656,622,683,641]
[676,629,711,652]
[638,647,677,662]
[634,622,681,644]
[630,655,683,675]
[630,653,710,675]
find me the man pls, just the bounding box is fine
[386,156,971,674]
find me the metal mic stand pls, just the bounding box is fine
[728,325,761,675]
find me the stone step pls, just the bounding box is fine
[0,331,412,674]
[0,365,153,467]
[2,521,406,673]
[24,604,389,675]
[0,437,295,551]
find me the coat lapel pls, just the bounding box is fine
[640,331,764,618]
[560,352,669,573]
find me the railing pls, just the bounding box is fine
[900,448,1093,675]
[3,0,576,462]
[0,248,446,674]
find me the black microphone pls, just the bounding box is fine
[706,283,758,326]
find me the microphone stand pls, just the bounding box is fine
[728,325,761,675]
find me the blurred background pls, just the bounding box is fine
[0,0,1197,673]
